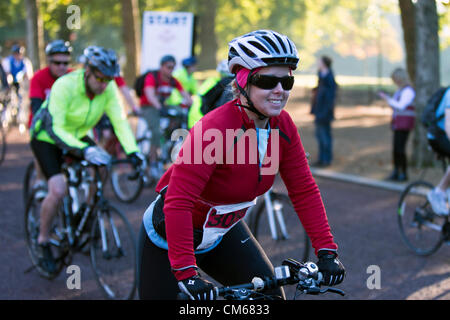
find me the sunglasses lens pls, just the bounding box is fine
[253,76,278,89]
[280,77,294,90]
[51,61,69,66]
[251,75,294,90]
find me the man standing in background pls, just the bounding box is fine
[310,55,337,168]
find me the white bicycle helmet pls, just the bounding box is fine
[228,30,299,73]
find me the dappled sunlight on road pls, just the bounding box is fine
[335,105,392,118]
[286,101,392,129]
[333,144,388,164]
[333,117,389,128]
[406,265,450,300]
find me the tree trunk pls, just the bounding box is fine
[121,0,141,85]
[56,5,73,41]
[398,0,416,84]
[25,0,44,70]
[196,0,217,70]
[412,0,440,167]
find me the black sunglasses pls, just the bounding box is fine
[50,60,69,66]
[250,74,295,90]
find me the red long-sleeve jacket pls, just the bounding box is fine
[156,99,338,280]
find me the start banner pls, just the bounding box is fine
[140,11,195,73]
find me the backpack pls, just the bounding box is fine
[134,70,177,98]
[200,76,234,115]
[421,86,449,135]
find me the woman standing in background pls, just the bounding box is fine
[378,68,416,182]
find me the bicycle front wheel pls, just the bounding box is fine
[251,192,310,264]
[397,180,445,256]
[23,161,36,204]
[90,204,137,300]
[110,161,144,203]
[24,188,68,279]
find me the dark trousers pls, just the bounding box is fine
[315,121,333,164]
[137,221,284,300]
[392,130,410,175]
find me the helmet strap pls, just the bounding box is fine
[235,76,268,120]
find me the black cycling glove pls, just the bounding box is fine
[178,275,218,300]
[317,250,345,286]
[128,152,145,168]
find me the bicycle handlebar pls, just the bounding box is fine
[127,106,187,119]
[62,156,145,182]
[177,259,345,300]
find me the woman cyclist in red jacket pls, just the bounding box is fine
[137,30,345,300]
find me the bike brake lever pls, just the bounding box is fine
[321,287,346,296]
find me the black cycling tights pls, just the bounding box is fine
[137,221,285,300]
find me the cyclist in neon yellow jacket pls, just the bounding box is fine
[166,56,198,107]
[187,60,234,128]
[30,46,144,275]
[187,77,218,129]
[174,56,198,95]
[32,68,139,156]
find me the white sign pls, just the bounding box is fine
[140,11,194,73]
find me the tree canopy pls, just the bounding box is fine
[1,0,449,75]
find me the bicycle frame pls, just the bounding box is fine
[57,160,116,250]
[58,161,94,248]
[246,188,290,240]
[268,190,290,240]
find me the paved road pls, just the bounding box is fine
[1,128,449,300]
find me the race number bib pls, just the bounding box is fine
[197,198,257,250]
